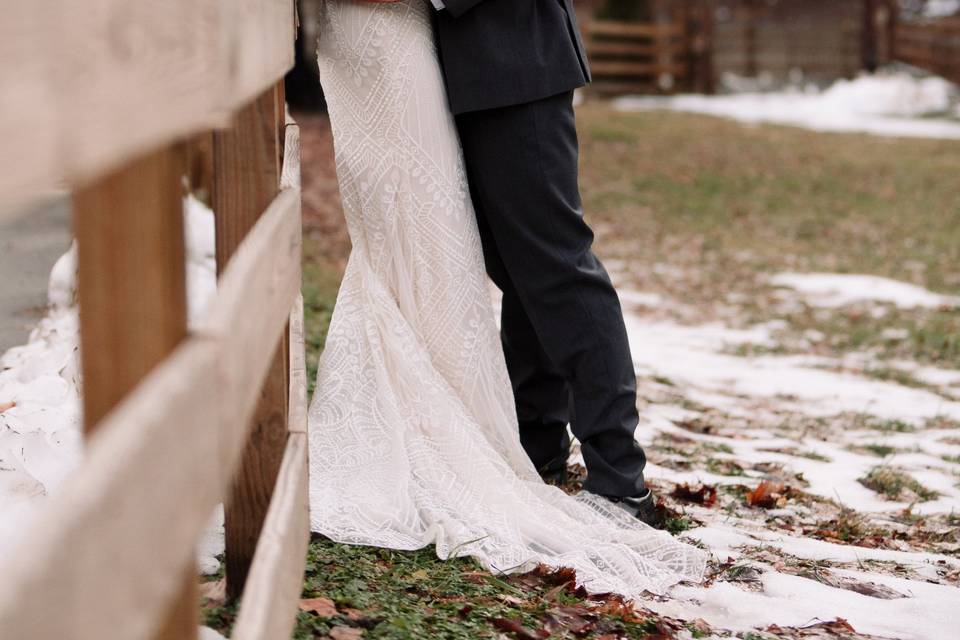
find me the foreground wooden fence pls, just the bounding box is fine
[0,2,309,639]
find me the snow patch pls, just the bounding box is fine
[771,272,960,309]
[0,196,223,570]
[615,70,960,140]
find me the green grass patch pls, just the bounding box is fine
[292,539,667,639]
[576,107,960,369]
[860,444,900,458]
[855,416,916,433]
[302,238,343,396]
[858,466,940,502]
[705,457,745,477]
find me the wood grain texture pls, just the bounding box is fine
[73,145,200,640]
[73,146,188,429]
[212,85,294,600]
[287,295,308,436]
[231,432,310,640]
[280,124,302,192]
[213,89,284,274]
[0,0,295,215]
[203,188,301,481]
[0,340,220,640]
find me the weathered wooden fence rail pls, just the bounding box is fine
[0,2,309,639]
[894,16,960,85]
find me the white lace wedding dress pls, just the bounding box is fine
[308,0,707,596]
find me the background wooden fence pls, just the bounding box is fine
[894,16,960,83]
[577,0,960,96]
[584,2,715,95]
[0,2,309,639]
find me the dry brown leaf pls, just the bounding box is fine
[490,618,549,640]
[746,481,788,509]
[328,628,364,640]
[299,596,339,617]
[0,401,16,413]
[497,593,526,606]
[671,483,718,507]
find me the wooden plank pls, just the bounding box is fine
[231,431,310,640]
[590,61,687,76]
[73,146,188,430]
[73,145,199,640]
[203,190,301,476]
[227,0,298,110]
[214,88,284,272]
[212,83,294,601]
[589,80,662,95]
[281,124,302,191]
[0,0,295,215]
[203,189,302,599]
[0,340,221,640]
[288,295,308,436]
[590,20,684,38]
[588,41,685,57]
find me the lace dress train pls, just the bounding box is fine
[307,0,707,597]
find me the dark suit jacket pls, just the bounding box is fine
[433,0,591,114]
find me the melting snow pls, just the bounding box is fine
[0,195,222,569]
[615,70,960,140]
[771,272,960,309]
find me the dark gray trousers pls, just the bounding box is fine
[455,91,647,498]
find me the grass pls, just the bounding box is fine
[576,107,960,369]
[302,238,343,396]
[860,444,900,458]
[858,466,940,502]
[854,416,916,433]
[204,539,675,639]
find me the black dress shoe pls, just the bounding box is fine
[537,453,569,486]
[604,489,666,529]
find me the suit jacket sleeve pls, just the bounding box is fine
[442,0,485,18]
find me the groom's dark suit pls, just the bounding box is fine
[434,0,648,499]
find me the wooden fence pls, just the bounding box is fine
[0,2,308,639]
[894,16,960,84]
[584,3,715,95]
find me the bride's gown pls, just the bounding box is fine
[308,0,706,596]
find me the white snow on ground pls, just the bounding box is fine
[0,195,223,569]
[611,265,960,638]
[615,70,960,140]
[771,272,960,309]
[926,0,960,17]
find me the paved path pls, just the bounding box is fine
[0,195,71,353]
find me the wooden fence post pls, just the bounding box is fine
[213,81,290,601]
[73,145,198,640]
[743,0,759,77]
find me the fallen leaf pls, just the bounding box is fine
[460,570,491,584]
[671,483,718,507]
[689,618,711,634]
[0,401,15,413]
[409,569,429,580]
[746,481,788,509]
[544,606,596,635]
[328,628,364,640]
[490,617,549,640]
[299,596,338,617]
